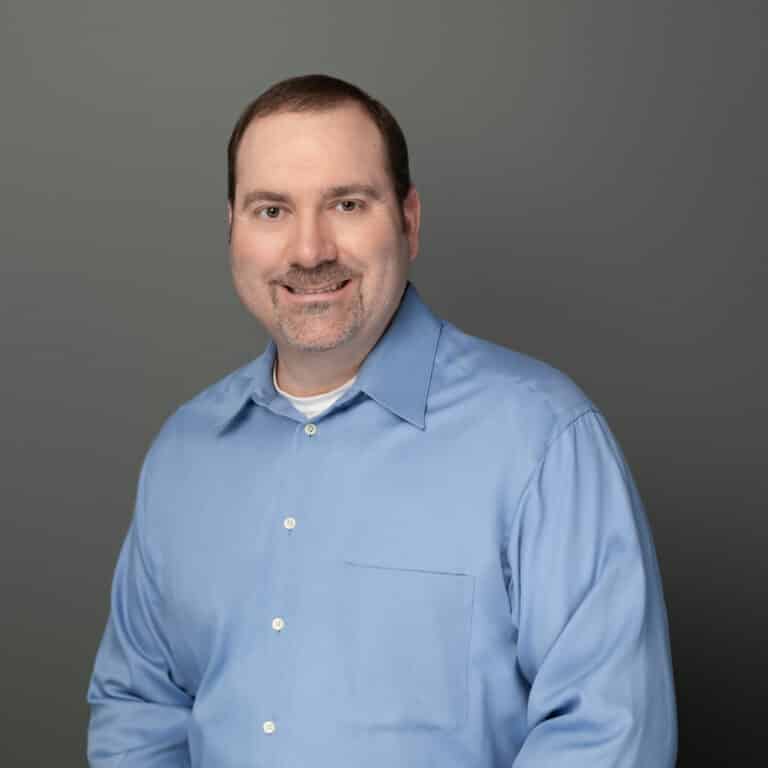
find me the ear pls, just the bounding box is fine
[227,201,233,243]
[402,186,421,262]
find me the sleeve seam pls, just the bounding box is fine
[133,447,163,604]
[504,403,597,633]
[511,404,598,525]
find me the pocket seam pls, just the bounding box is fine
[343,558,470,579]
[341,559,475,730]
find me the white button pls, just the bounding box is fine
[271,617,285,631]
[284,517,296,530]
[263,720,276,734]
[304,423,317,436]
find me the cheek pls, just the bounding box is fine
[231,231,280,276]
[339,219,401,262]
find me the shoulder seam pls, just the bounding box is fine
[511,404,598,523]
[132,441,164,601]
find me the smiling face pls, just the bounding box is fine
[228,103,420,367]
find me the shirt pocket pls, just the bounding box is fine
[338,559,475,730]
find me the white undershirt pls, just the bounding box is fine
[272,360,358,420]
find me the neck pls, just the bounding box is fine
[274,348,363,397]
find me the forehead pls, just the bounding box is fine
[236,104,389,193]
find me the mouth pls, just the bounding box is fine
[280,279,352,299]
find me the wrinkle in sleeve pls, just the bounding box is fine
[86,455,193,767]
[507,409,677,767]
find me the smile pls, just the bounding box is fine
[280,279,352,301]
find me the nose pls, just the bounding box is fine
[290,210,337,269]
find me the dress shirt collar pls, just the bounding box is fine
[215,281,443,433]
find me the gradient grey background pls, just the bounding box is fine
[2,1,765,765]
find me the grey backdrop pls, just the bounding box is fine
[2,1,765,765]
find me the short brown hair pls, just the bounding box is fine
[227,74,412,226]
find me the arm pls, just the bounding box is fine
[508,409,677,767]
[86,456,192,767]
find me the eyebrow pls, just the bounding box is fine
[240,184,383,211]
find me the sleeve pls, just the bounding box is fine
[86,453,193,767]
[508,408,677,767]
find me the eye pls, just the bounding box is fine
[336,199,364,213]
[258,206,283,220]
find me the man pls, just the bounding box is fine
[87,74,677,766]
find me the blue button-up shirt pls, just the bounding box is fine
[87,281,677,766]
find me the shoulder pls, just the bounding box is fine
[434,319,595,438]
[141,357,260,470]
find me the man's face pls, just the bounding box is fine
[228,103,420,357]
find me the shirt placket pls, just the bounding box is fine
[257,415,323,765]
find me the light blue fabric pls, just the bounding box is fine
[86,281,677,767]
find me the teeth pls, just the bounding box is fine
[292,281,346,295]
